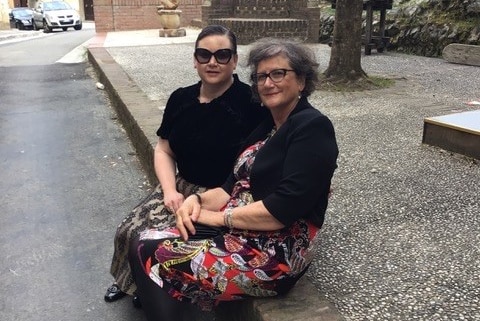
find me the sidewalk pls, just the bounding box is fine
[86,29,480,321]
[0,28,44,43]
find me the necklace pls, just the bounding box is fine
[268,127,277,138]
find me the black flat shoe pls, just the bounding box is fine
[132,293,142,309]
[104,284,127,302]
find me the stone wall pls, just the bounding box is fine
[389,0,480,56]
[94,0,202,33]
[318,0,480,57]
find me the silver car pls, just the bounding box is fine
[32,1,82,33]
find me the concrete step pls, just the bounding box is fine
[422,110,480,159]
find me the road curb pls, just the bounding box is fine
[87,47,159,185]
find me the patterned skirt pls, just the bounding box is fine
[137,220,320,310]
[109,175,206,295]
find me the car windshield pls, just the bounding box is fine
[14,9,33,17]
[44,2,72,11]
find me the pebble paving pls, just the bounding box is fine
[107,42,480,321]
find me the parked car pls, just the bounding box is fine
[32,1,82,33]
[9,7,34,30]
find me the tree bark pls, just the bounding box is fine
[323,0,367,82]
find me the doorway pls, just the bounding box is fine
[84,0,94,21]
[14,0,28,7]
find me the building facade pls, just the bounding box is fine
[94,0,202,33]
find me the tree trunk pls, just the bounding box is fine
[323,0,366,82]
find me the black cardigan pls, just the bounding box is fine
[222,97,338,228]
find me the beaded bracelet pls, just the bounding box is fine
[193,193,202,207]
[224,208,234,230]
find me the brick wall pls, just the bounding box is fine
[94,0,202,33]
[234,0,290,18]
[179,0,202,28]
[203,0,320,44]
[93,0,320,44]
[211,18,309,44]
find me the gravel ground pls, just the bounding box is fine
[107,42,480,321]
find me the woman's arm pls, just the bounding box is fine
[177,189,285,241]
[197,201,285,231]
[154,138,184,212]
[260,114,338,227]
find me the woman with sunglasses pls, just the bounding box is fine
[104,25,267,305]
[129,38,338,321]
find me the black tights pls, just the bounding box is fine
[128,236,186,321]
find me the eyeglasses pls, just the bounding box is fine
[194,48,234,64]
[251,69,296,85]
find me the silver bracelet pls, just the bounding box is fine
[224,208,234,230]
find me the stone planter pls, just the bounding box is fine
[157,7,186,37]
[158,9,182,30]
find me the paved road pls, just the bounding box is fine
[0,22,95,65]
[0,25,148,321]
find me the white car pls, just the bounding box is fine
[32,1,82,33]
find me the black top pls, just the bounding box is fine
[222,97,339,228]
[157,75,268,188]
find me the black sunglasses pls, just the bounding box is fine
[194,48,234,64]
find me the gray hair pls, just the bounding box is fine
[247,38,319,97]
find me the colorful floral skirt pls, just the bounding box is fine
[137,220,320,310]
[109,175,205,295]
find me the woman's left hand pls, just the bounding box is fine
[175,195,202,241]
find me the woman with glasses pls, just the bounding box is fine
[104,25,267,305]
[129,38,339,321]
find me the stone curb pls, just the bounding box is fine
[87,47,158,185]
[87,46,345,321]
[0,30,44,42]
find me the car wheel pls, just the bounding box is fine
[74,23,82,31]
[62,27,68,31]
[43,21,51,33]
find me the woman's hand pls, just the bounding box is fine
[175,194,202,241]
[163,191,184,213]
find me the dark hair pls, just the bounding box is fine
[247,38,319,97]
[195,25,237,54]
